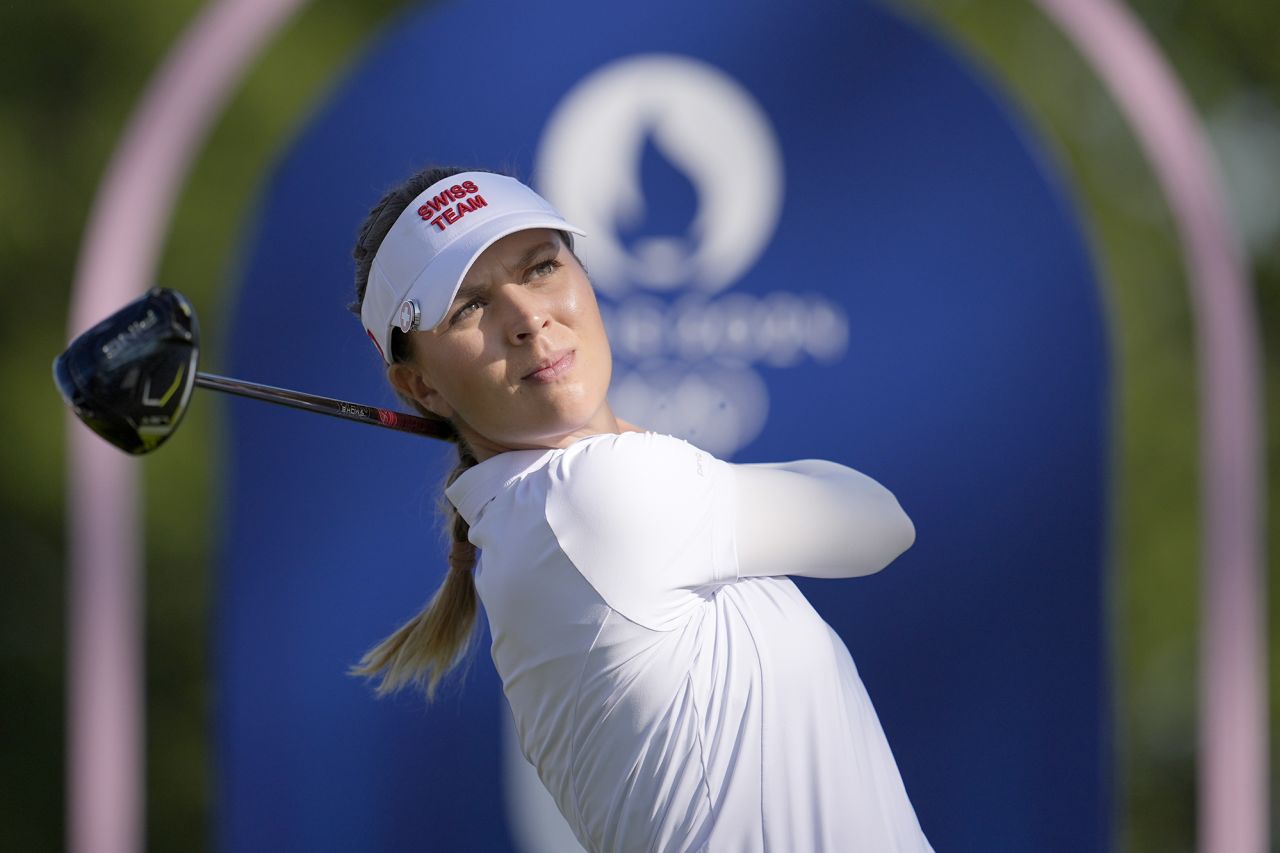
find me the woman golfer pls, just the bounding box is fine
[350,166,933,852]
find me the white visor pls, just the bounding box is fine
[360,171,586,363]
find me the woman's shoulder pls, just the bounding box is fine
[555,430,712,491]
[544,430,736,621]
[546,430,718,522]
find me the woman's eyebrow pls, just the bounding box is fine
[452,241,559,305]
[451,280,488,305]
[512,240,559,271]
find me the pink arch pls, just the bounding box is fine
[67,1,1265,852]
[65,2,309,851]
[1033,2,1268,851]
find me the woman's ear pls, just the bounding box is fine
[387,362,453,419]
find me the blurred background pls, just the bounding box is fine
[1,0,1274,850]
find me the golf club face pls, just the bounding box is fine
[54,287,200,455]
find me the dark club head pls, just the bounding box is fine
[54,287,200,455]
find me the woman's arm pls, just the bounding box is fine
[730,459,916,580]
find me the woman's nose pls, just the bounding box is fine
[500,285,551,343]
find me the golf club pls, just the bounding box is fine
[54,287,442,455]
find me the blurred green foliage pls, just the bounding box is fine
[0,0,1274,850]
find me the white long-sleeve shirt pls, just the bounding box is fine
[444,430,932,853]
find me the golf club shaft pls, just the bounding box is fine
[196,372,438,436]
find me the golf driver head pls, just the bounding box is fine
[54,287,199,455]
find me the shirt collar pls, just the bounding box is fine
[444,447,555,526]
[443,433,623,526]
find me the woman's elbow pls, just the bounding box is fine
[868,497,916,574]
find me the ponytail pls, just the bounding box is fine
[350,441,481,700]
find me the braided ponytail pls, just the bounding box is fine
[349,438,481,699]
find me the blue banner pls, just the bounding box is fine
[220,0,1111,849]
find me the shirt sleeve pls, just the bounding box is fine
[544,431,738,630]
[728,458,916,580]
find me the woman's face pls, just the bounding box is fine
[389,228,617,455]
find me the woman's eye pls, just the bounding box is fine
[450,299,481,324]
[529,258,561,279]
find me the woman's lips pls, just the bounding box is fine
[523,350,575,383]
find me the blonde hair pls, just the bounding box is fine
[349,422,481,700]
